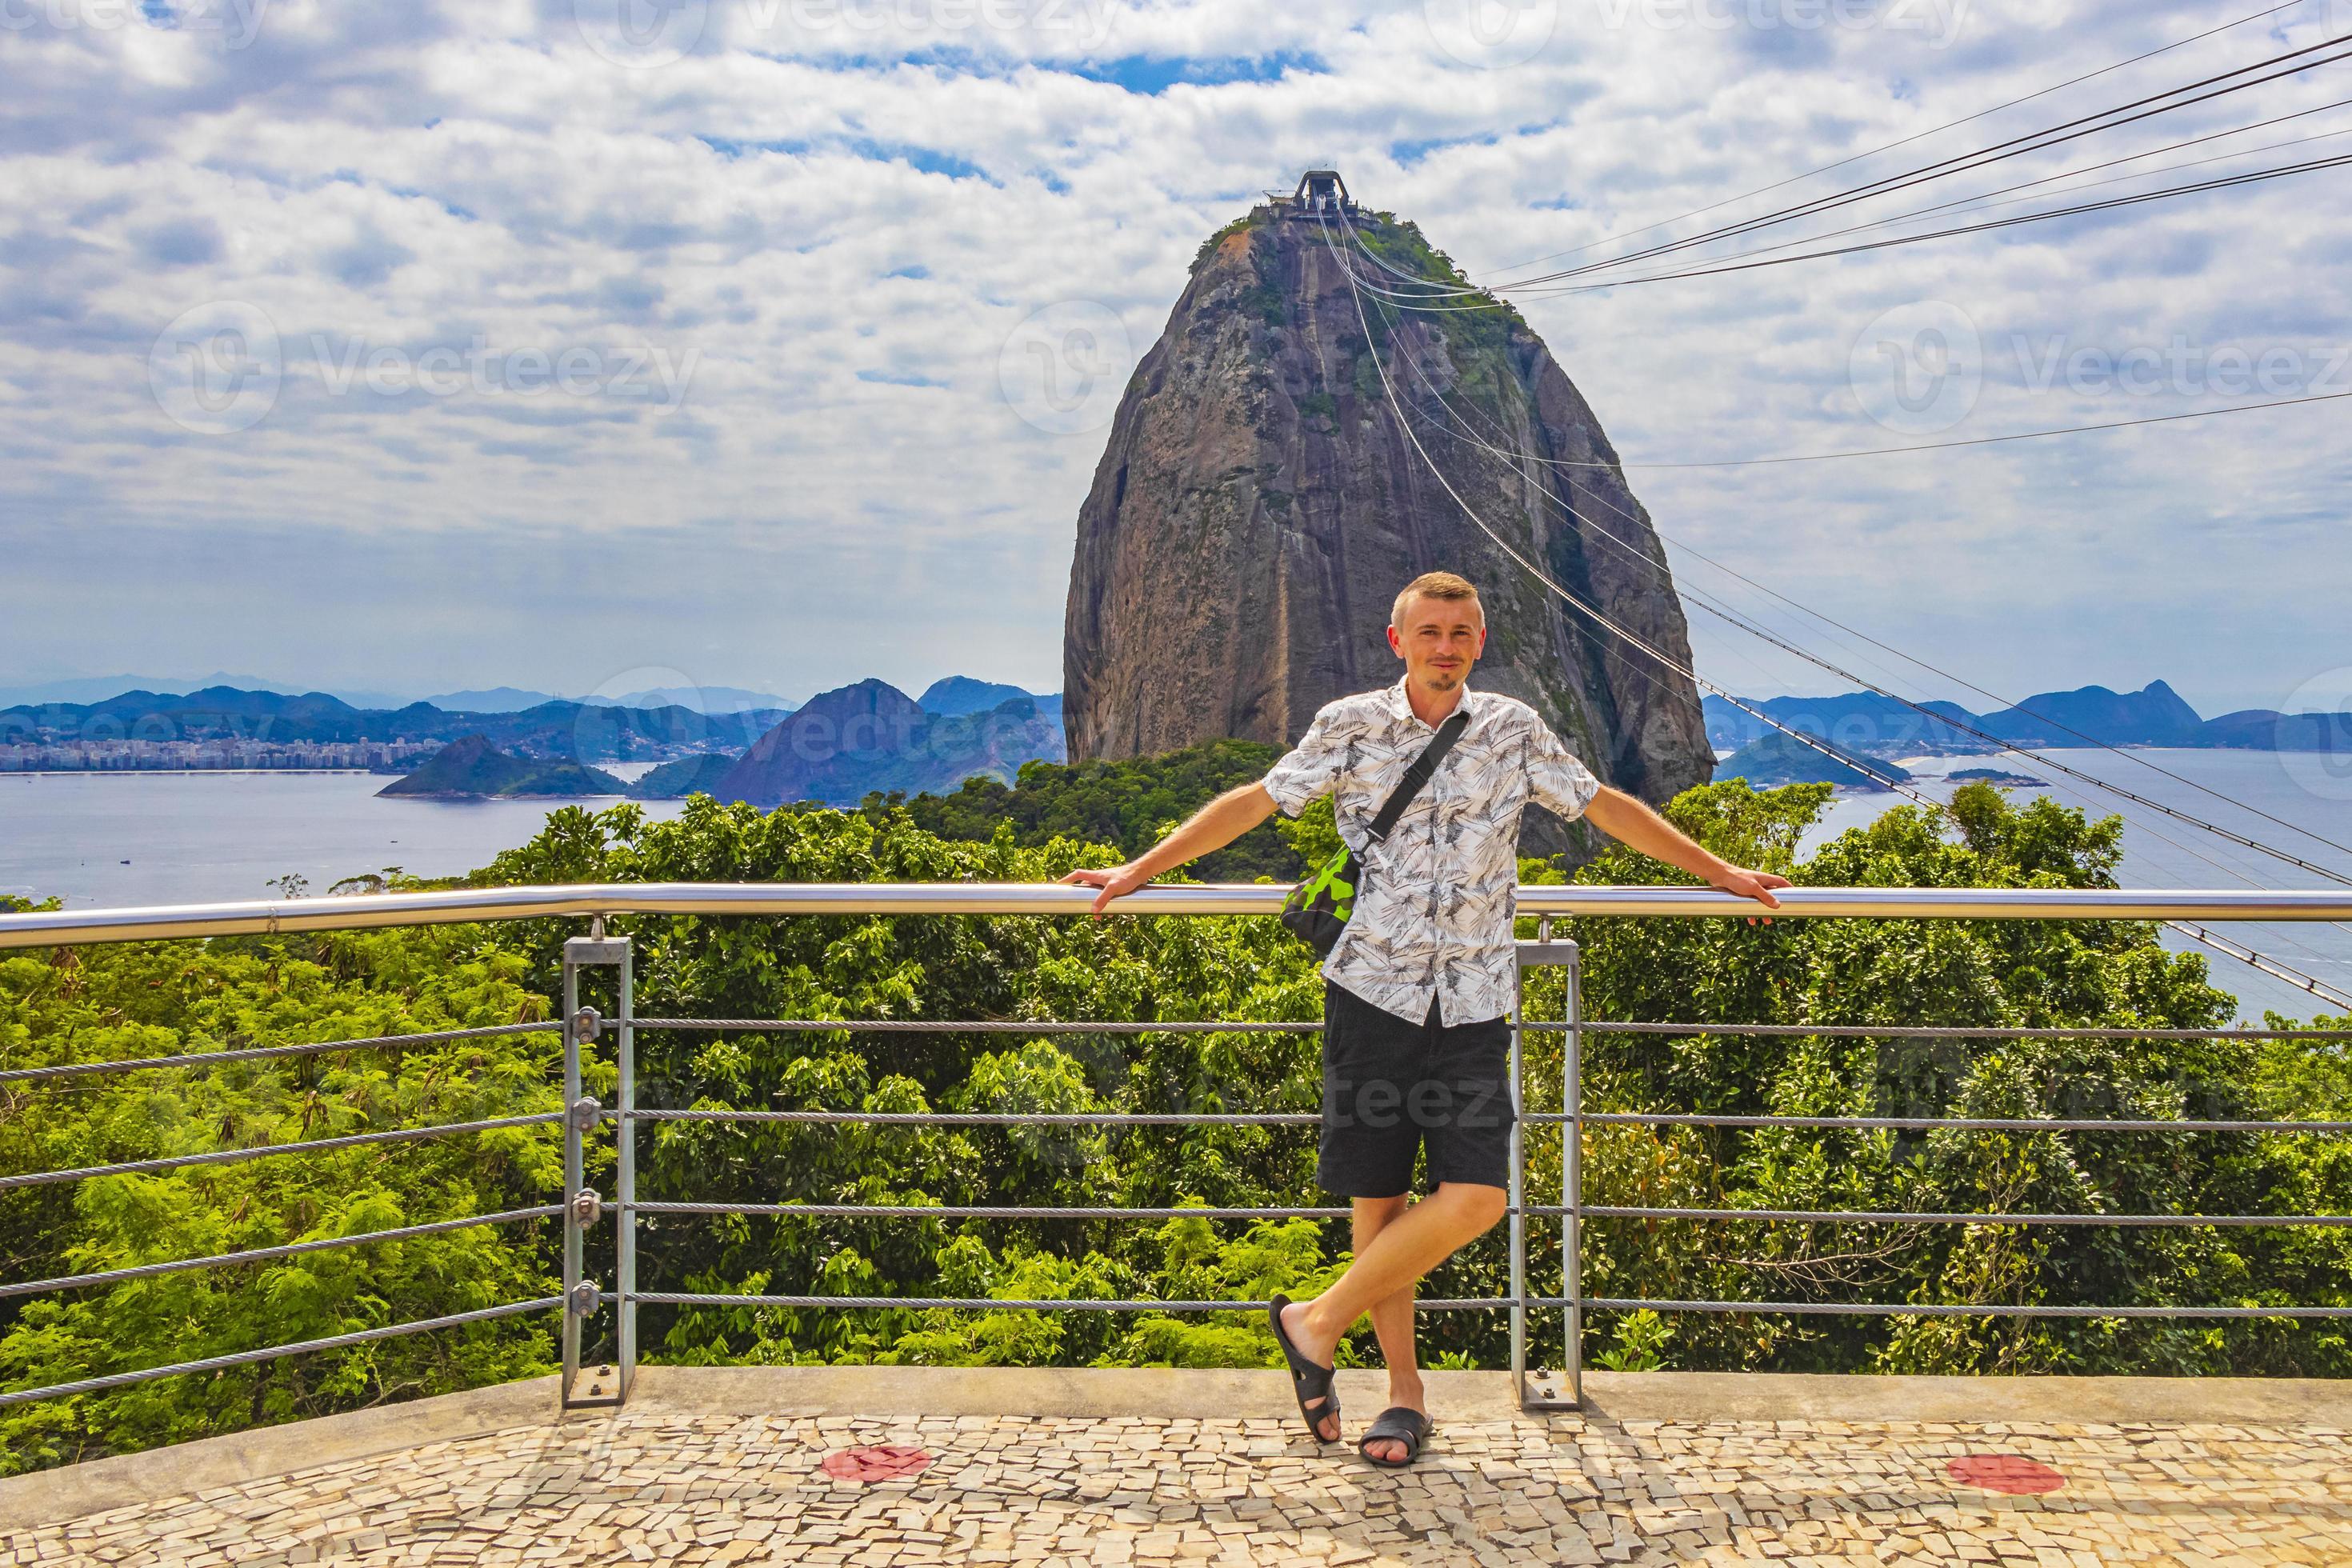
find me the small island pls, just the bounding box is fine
[1948,768,2048,788]
[377,734,626,799]
[1712,730,1913,791]
[626,752,741,800]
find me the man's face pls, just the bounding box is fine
[1387,594,1486,693]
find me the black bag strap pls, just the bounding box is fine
[1366,709,1470,844]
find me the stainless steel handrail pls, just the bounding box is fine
[8,881,2352,948]
[10,890,2352,1423]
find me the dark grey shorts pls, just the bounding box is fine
[1317,980,1514,1198]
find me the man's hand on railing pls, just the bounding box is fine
[1707,865,1793,925]
[1060,862,1153,917]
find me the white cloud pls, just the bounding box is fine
[0,0,2343,712]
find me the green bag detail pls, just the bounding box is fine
[1278,709,1468,958]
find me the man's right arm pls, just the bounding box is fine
[1058,782,1279,916]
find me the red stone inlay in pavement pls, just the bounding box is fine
[821,1444,935,1482]
[1947,1454,2066,1494]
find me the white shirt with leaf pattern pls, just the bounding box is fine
[1262,677,1602,1028]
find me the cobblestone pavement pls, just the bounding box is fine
[10,1406,2351,1566]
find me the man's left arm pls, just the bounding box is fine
[1526,719,1790,914]
[1582,786,1790,913]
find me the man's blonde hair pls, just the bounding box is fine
[1391,570,1482,628]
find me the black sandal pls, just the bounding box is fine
[1267,1293,1341,1444]
[1358,1406,1433,1469]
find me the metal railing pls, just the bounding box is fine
[3,882,2351,1416]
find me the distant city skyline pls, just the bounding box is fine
[4,2,2346,726]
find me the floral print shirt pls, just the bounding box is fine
[1262,677,1602,1026]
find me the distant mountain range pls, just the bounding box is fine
[364,677,1070,802]
[702,680,1064,806]
[419,686,806,715]
[1,677,1066,778]
[1704,681,2351,761]
[0,686,786,762]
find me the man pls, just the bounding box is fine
[1061,571,1789,1466]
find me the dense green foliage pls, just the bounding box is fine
[5,778,2348,1475]
[0,910,565,1472]
[858,740,1306,882]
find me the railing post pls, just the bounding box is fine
[1508,950,1529,1399]
[1515,922,1578,1410]
[559,945,585,1407]
[615,938,637,1404]
[560,932,630,1411]
[1565,942,1584,1407]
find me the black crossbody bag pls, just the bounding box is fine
[1279,710,1470,958]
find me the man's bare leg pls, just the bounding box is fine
[1351,1194,1422,1463]
[1279,1182,1509,1446]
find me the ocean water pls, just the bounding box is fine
[2,750,2346,1021]
[1799,748,2352,1022]
[0,770,686,910]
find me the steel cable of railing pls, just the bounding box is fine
[10,914,2352,1418]
[0,1206,562,1301]
[0,1020,563,1086]
[0,1111,563,1191]
[1582,1298,2352,1319]
[1474,0,2319,282]
[0,1298,565,1410]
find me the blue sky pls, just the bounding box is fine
[2,0,2346,718]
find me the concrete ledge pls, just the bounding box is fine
[0,1375,557,1534]
[9,1365,2352,1533]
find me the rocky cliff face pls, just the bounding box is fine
[1062,202,1713,849]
